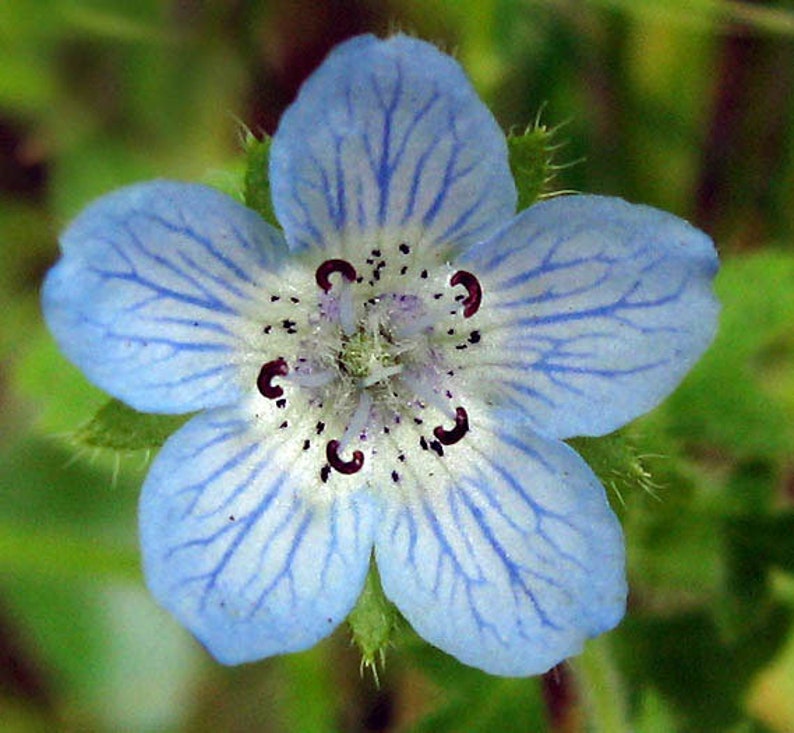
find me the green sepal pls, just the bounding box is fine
[73,398,192,451]
[507,119,562,211]
[567,432,655,505]
[347,559,400,680]
[243,132,279,227]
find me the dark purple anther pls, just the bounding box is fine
[316,259,357,292]
[326,440,365,475]
[450,270,482,318]
[257,357,288,399]
[433,406,469,446]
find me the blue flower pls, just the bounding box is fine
[41,34,719,676]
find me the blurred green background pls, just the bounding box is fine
[3,1,794,731]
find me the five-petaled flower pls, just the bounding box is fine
[42,34,719,676]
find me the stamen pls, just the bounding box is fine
[338,282,357,336]
[316,258,357,292]
[359,364,403,388]
[450,270,482,318]
[287,369,336,388]
[340,391,373,448]
[326,440,365,475]
[433,406,469,445]
[394,310,438,338]
[257,357,288,399]
[399,373,457,420]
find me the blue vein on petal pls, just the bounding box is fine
[73,313,235,386]
[500,281,690,333]
[287,52,502,247]
[465,453,589,575]
[242,510,314,619]
[173,428,260,518]
[91,210,261,314]
[387,438,592,638]
[469,434,587,587]
[116,219,243,310]
[163,421,361,621]
[80,208,260,364]
[477,222,700,323]
[88,256,237,318]
[420,108,466,226]
[244,500,361,623]
[368,62,401,227]
[177,479,285,615]
[142,316,234,337]
[167,443,292,613]
[146,210,262,287]
[390,492,561,641]
[453,487,564,631]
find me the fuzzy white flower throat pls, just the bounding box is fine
[252,238,483,491]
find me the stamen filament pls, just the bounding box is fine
[398,372,457,421]
[359,364,403,388]
[338,282,357,336]
[340,390,373,449]
[286,369,336,388]
[394,310,440,338]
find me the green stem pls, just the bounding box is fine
[571,635,631,733]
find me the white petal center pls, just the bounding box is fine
[237,237,487,503]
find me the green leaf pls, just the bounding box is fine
[411,677,547,733]
[659,251,794,458]
[621,451,724,600]
[615,604,791,732]
[507,121,562,211]
[0,519,140,581]
[244,133,279,227]
[406,639,548,733]
[725,512,794,576]
[574,636,631,733]
[277,648,339,733]
[575,0,794,37]
[58,4,176,43]
[74,398,191,451]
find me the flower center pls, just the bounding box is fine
[338,327,402,385]
[253,245,483,489]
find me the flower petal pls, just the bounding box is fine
[457,195,720,439]
[42,182,288,413]
[139,405,378,664]
[374,413,625,676]
[270,34,516,254]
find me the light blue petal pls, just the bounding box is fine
[42,182,287,413]
[457,195,720,439]
[374,415,625,676]
[140,406,378,664]
[270,34,516,254]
